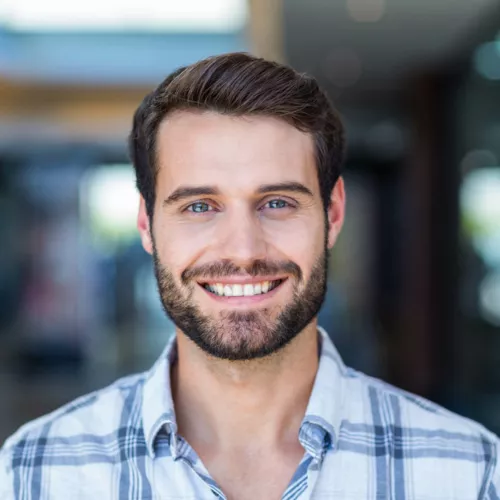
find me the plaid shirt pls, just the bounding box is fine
[1,327,500,500]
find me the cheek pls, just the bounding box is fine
[153,219,211,271]
[262,216,325,270]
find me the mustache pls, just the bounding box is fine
[181,259,302,284]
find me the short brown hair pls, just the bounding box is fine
[129,52,345,218]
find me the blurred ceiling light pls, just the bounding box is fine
[479,271,500,326]
[474,42,500,80]
[346,0,386,23]
[0,0,247,32]
[323,48,362,88]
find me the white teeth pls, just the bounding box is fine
[206,280,281,296]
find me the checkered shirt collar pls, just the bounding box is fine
[141,326,345,459]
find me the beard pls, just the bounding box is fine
[152,243,328,361]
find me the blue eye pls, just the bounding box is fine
[187,202,213,213]
[266,199,289,209]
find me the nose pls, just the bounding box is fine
[216,206,267,267]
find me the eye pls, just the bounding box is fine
[264,198,290,210]
[186,201,214,213]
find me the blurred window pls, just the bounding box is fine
[0,0,247,32]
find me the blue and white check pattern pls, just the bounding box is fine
[1,327,500,499]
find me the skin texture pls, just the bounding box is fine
[137,111,345,500]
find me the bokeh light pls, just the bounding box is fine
[460,150,498,176]
[461,167,500,267]
[474,42,500,81]
[81,165,139,252]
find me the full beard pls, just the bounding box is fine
[152,247,328,361]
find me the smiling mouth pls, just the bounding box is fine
[200,279,286,297]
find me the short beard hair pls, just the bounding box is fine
[151,241,329,361]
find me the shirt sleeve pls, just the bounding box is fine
[0,445,14,500]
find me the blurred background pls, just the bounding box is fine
[1,0,500,441]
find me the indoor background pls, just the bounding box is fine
[1,0,500,441]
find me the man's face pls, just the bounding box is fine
[138,111,344,360]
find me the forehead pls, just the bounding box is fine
[155,111,317,193]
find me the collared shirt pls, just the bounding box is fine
[1,327,500,500]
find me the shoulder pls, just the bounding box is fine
[1,371,147,463]
[349,368,498,444]
[340,368,500,496]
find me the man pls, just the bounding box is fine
[1,52,499,500]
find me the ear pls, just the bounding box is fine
[326,176,346,249]
[137,196,153,255]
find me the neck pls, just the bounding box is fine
[171,322,319,454]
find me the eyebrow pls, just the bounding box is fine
[256,182,313,198]
[162,181,314,207]
[163,186,219,206]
